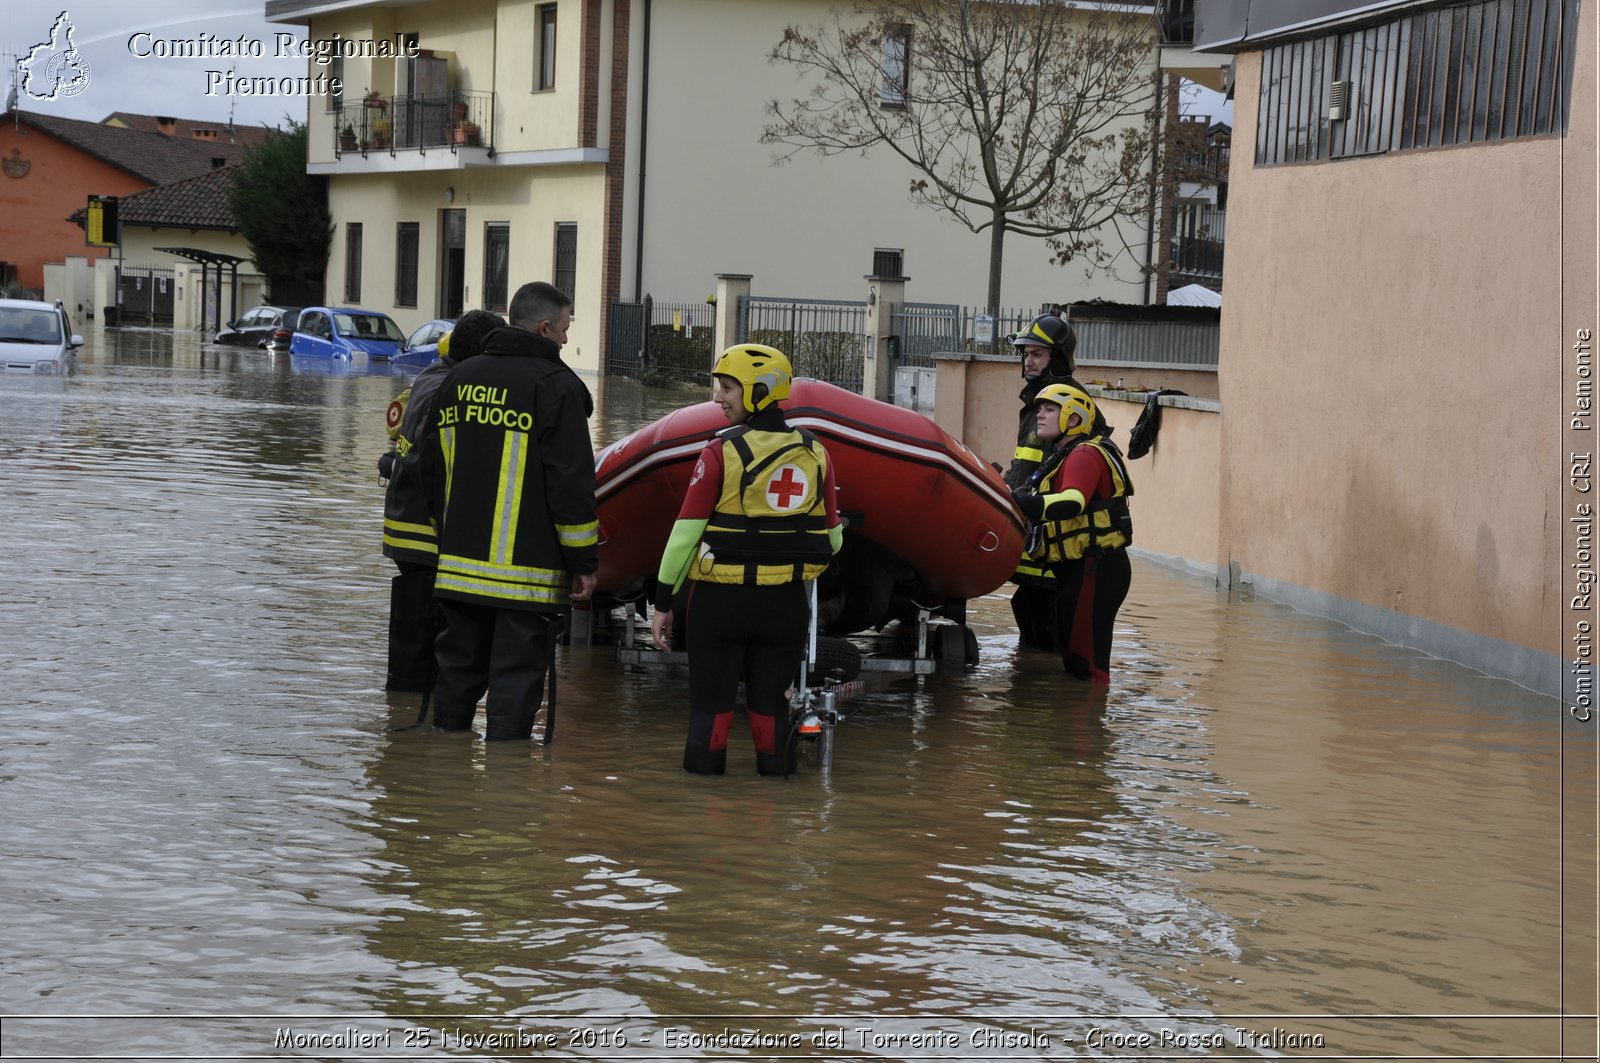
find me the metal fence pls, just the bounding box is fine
[606,295,717,384]
[889,303,1040,366]
[739,296,867,392]
[1073,318,1219,368]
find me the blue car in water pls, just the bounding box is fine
[392,318,454,373]
[288,307,407,360]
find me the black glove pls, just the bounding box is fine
[377,450,397,480]
[1011,487,1044,521]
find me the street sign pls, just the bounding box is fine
[86,195,119,247]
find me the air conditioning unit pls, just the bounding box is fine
[1328,80,1352,121]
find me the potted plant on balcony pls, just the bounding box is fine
[453,120,479,146]
[338,122,358,152]
[369,115,391,148]
[362,88,387,112]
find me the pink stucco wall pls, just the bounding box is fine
[1218,7,1595,665]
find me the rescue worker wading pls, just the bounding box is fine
[378,309,505,692]
[650,344,843,776]
[1011,384,1133,685]
[1004,314,1104,652]
[423,282,598,741]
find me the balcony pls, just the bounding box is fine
[1156,0,1195,45]
[1171,236,1224,287]
[333,90,494,165]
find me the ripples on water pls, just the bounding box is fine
[0,330,1588,1059]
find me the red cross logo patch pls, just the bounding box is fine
[765,464,811,509]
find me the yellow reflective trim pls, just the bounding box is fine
[384,518,435,537]
[492,430,528,566]
[1014,445,1043,463]
[439,554,565,584]
[434,571,567,604]
[382,534,438,555]
[440,426,455,511]
[555,520,599,547]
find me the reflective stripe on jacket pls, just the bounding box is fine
[382,357,456,564]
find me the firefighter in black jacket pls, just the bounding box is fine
[424,282,598,741]
[379,309,504,692]
[1003,314,1103,652]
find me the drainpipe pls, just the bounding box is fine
[1143,66,1162,305]
[632,0,652,302]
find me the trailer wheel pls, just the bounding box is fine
[934,624,979,667]
[809,635,862,682]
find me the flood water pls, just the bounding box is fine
[1,327,1594,1061]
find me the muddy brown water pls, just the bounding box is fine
[0,328,1591,1059]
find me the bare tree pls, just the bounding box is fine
[764,1,1158,318]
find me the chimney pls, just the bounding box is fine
[155,116,177,136]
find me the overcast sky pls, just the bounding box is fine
[5,2,1234,132]
[4,1,314,129]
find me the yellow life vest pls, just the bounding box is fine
[1031,437,1133,563]
[690,426,833,586]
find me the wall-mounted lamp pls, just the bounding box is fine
[444,186,455,203]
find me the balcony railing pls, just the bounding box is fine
[1171,236,1224,280]
[334,90,494,159]
[1156,0,1195,46]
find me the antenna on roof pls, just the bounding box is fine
[5,56,19,122]
[226,61,236,134]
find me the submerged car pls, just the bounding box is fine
[392,318,454,372]
[214,304,301,350]
[0,299,83,375]
[288,307,406,359]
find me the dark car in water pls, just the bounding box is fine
[288,307,406,360]
[214,305,302,350]
[392,318,454,373]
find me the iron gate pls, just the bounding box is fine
[117,265,176,324]
[738,295,867,392]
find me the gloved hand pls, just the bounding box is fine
[1011,487,1044,521]
[377,450,397,480]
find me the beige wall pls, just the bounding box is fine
[325,164,608,372]
[933,354,1224,578]
[1099,393,1223,572]
[1210,1,1596,692]
[634,0,1155,307]
[1223,59,1557,654]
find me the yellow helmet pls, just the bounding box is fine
[1035,383,1096,438]
[437,330,452,357]
[712,343,793,413]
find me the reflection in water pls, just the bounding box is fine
[0,327,1590,1058]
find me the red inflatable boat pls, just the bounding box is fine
[594,380,1025,633]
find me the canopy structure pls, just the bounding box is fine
[1166,283,1222,308]
[153,247,248,334]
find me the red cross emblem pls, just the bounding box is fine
[766,464,810,509]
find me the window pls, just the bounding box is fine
[1256,0,1579,165]
[484,223,510,313]
[396,222,419,307]
[344,223,363,303]
[537,4,558,91]
[328,54,344,113]
[881,24,911,107]
[553,223,577,301]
